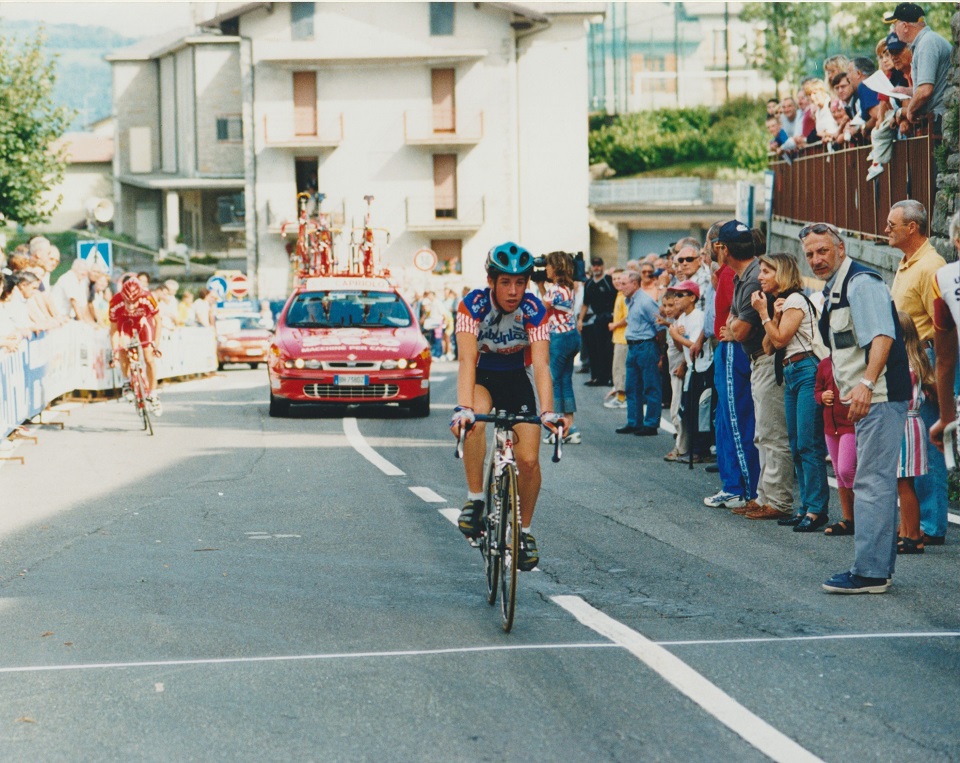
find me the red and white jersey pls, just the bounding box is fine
[455,288,549,371]
[109,291,159,329]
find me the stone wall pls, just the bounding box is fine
[931,7,960,259]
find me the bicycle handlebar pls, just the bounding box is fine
[454,412,563,463]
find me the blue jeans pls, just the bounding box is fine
[550,329,579,414]
[625,340,661,429]
[782,357,829,515]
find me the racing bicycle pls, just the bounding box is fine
[112,338,157,436]
[456,411,562,632]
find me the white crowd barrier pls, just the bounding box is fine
[1,323,217,439]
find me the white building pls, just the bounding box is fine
[109,2,598,298]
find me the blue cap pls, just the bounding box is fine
[716,220,752,244]
[885,31,907,52]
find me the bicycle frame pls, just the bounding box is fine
[455,410,562,631]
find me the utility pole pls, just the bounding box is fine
[673,2,680,107]
[724,2,730,102]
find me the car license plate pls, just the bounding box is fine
[335,374,368,386]
[245,349,262,356]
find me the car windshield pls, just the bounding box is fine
[217,315,269,335]
[285,291,412,329]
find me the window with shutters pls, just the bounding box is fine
[216,116,243,142]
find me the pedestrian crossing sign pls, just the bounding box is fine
[77,240,113,271]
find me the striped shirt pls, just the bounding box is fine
[543,284,576,334]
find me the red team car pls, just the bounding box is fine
[267,275,432,417]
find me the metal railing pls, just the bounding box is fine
[589,178,739,206]
[769,118,937,241]
[403,109,484,144]
[262,112,344,146]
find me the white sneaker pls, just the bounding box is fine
[563,430,582,444]
[543,432,556,444]
[603,398,626,409]
[703,491,745,509]
[146,395,162,417]
[866,162,884,181]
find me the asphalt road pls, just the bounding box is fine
[0,364,958,762]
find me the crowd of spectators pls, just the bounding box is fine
[0,235,224,355]
[765,3,950,181]
[583,198,957,594]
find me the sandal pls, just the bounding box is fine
[823,519,854,536]
[897,537,925,554]
[663,450,686,462]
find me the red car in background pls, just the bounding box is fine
[267,275,432,417]
[217,313,273,370]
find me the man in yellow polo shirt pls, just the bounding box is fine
[888,199,948,545]
[605,269,629,408]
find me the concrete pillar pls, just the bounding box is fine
[617,223,631,266]
[164,190,181,252]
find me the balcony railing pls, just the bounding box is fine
[590,178,739,207]
[405,196,485,235]
[263,112,344,149]
[769,118,937,241]
[403,109,483,147]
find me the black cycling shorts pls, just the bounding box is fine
[475,366,538,417]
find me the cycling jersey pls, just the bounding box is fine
[109,292,159,345]
[455,288,549,371]
[932,261,960,340]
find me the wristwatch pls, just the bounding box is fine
[860,378,876,392]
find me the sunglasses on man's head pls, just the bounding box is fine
[799,223,840,239]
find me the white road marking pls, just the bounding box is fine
[3,629,956,677]
[0,643,618,675]
[409,486,445,503]
[552,595,824,763]
[430,375,448,382]
[342,417,404,476]
[660,631,960,647]
[439,508,460,525]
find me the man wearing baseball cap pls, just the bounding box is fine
[884,3,951,133]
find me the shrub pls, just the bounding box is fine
[589,99,768,176]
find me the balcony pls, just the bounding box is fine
[403,109,483,149]
[405,196,485,236]
[769,119,937,241]
[262,112,344,150]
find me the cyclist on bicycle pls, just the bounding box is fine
[450,242,568,571]
[109,276,162,414]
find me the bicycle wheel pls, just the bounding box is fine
[134,368,153,436]
[498,463,520,632]
[482,454,499,606]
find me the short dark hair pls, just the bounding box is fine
[831,72,849,89]
[724,238,755,261]
[851,56,877,77]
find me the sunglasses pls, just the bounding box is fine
[674,257,698,263]
[799,223,841,239]
[670,292,694,298]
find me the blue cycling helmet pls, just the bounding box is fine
[485,242,534,277]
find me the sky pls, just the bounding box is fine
[0,0,196,37]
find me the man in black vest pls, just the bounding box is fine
[578,257,617,387]
[803,223,910,594]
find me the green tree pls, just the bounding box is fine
[740,3,832,97]
[835,1,955,55]
[0,26,74,225]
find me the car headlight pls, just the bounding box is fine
[294,358,305,369]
